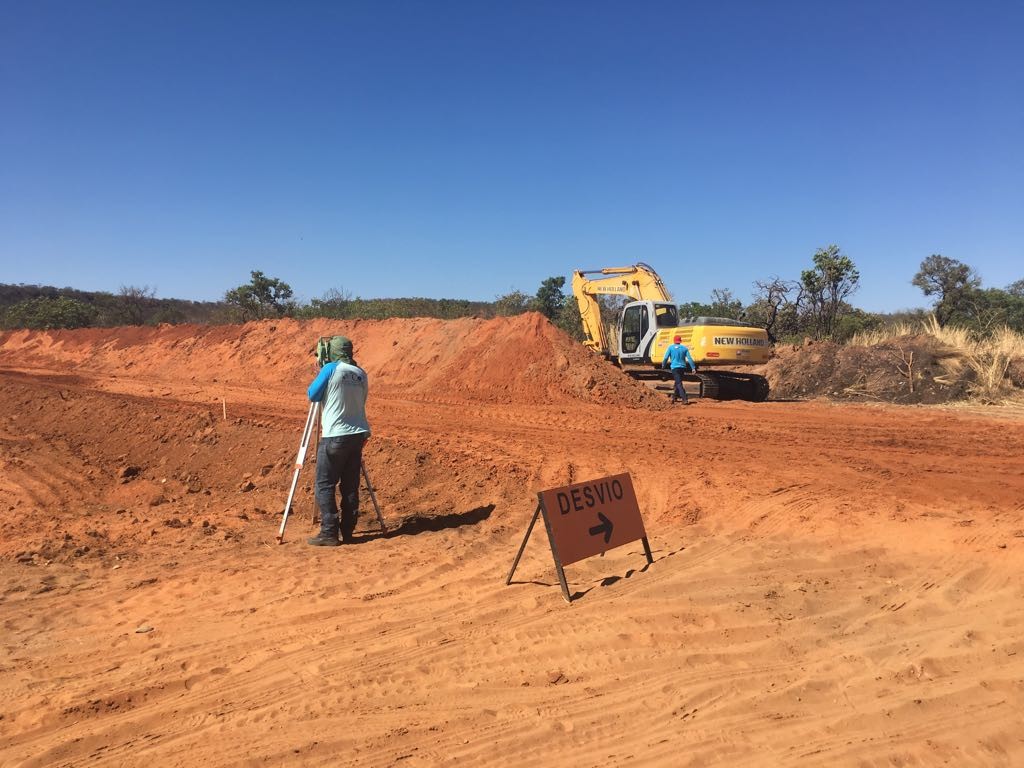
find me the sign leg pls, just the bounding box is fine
[641,536,654,565]
[506,504,541,585]
[537,500,573,604]
[554,559,572,603]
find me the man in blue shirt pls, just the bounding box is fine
[662,334,697,405]
[306,335,371,546]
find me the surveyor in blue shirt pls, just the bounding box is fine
[306,336,371,546]
[662,335,697,405]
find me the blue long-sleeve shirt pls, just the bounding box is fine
[662,343,696,370]
[308,361,371,438]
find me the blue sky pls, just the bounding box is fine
[1,1,1022,312]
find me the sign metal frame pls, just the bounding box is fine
[506,474,653,604]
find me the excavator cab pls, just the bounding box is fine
[618,301,677,360]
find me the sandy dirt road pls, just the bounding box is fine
[2,317,1023,767]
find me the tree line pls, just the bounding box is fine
[0,283,225,330]
[503,248,1023,343]
[2,251,1021,342]
[677,248,1022,343]
[0,273,515,331]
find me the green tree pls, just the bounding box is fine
[1,296,97,330]
[530,276,567,320]
[708,288,744,319]
[965,288,1024,334]
[832,306,883,342]
[553,298,585,340]
[800,245,860,339]
[494,288,531,316]
[911,255,981,327]
[224,270,295,321]
[679,288,744,322]
[677,300,714,318]
[148,305,187,325]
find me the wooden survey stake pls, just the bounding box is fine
[506,473,653,603]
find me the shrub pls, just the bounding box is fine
[1,296,98,330]
[849,315,1024,401]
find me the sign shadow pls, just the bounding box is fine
[566,544,687,601]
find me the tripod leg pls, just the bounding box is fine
[277,402,319,544]
[361,461,386,533]
[310,411,322,525]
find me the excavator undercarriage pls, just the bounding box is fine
[692,370,770,402]
[617,361,770,402]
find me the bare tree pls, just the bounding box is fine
[117,285,156,325]
[709,288,744,319]
[750,276,799,343]
[308,287,354,319]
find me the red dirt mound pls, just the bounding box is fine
[0,313,663,408]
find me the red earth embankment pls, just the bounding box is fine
[0,313,662,408]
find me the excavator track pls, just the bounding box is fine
[689,371,769,402]
[628,366,770,402]
[696,373,720,400]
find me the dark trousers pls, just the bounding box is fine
[671,367,689,403]
[315,434,367,540]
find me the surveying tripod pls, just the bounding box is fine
[276,401,386,544]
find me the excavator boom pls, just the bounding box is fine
[571,262,672,353]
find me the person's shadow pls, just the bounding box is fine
[353,503,495,542]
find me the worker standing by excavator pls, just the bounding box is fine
[662,335,697,405]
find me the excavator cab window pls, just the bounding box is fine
[621,304,643,354]
[654,304,679,328]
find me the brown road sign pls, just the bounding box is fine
[506,473,653,603]
[539,473,648,565]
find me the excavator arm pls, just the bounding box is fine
[571,263,673,353]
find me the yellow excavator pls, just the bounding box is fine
[572,263,770,401]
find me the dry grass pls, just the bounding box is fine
[849,316,1024,401]
[849,322,919,346]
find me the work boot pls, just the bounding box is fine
[307,531,341,547]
